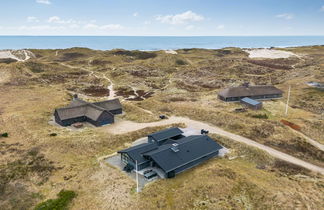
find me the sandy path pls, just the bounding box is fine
[105,116,324,174]
[294,130,324,151]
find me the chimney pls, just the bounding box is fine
[171,143,179,152]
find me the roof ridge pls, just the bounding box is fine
[56,99,110,112]
[146,135,206,156]
[56,103,89,111]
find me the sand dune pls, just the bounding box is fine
[245,48,299,59]
[0,50,35,61]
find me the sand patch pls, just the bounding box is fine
[245,48,299,59]
[0,50,35,61]
[165,50,178,54]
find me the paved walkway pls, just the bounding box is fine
[105,116,324,175]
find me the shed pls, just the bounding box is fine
[240,97,262,110]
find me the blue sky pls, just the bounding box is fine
[0,0,323,36]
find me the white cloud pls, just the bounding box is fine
[69,24,80,29]
[36,0,51,5]
[217,24,225,30]
[144,21,151,25]
[156,10,204,25]
[48,16,61,23]
[48,16,74,24]
[17,25,65,31]
[47,16,97,25]
[133,12,139,17]
[27,16,39,23]
[84,24,124,30]
[276,13,294,20]
[185,25,195,30]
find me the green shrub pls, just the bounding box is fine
[1,133,8,138]
[26,62,45,73]
[112,50,157,59]
[49,133,57,137]
[175,59,187,65]
[251,114,268,119]
[34,190,76,210]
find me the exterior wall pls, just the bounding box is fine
[223,94,282,102]
[120,153,151,170]
[54,111,63,126]
[109,108,122,115]
[138,161,151,170]
[88,112,114,127]
[61,116,87,126]
[240,101,263,110]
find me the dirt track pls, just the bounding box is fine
[105,116,324,175]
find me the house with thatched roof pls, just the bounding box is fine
[54,96,122,127]
[218,84,283,102]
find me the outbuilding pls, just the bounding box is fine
[240,97,263,110]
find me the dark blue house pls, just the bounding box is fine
[118,127,223,178]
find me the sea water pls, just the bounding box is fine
[0,36,323,50]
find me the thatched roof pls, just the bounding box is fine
[55,98,121,121]
[218,85,283,98]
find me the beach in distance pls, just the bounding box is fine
[0,36,324,50]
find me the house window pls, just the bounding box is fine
[121,154,130,164]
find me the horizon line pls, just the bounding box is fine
[1,35,324,37]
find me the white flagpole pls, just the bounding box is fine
[285,85,291,116]
[135,160,139,193]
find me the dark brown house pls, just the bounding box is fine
[218,84,283,102]
[54,97,122,127]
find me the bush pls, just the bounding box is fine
[34,190,76,210]
[112,50,157,60]
[251,124,275,138]
[175,59,187,65]
[251,114,268,119]
[49,133,57,137]
[25,62,45,73]
[1,133,8,138]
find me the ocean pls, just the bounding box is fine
[0,36,324,50]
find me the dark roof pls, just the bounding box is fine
[93,99,122,110]
[143,135,223,173]
[218,85,283,98]
[118,143,158,164]
[55,98,120,121]
[148,127,183,142]
[240,97,261,106]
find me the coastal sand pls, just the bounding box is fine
[245,48,299,59]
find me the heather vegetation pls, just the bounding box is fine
[0,46,323,209]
